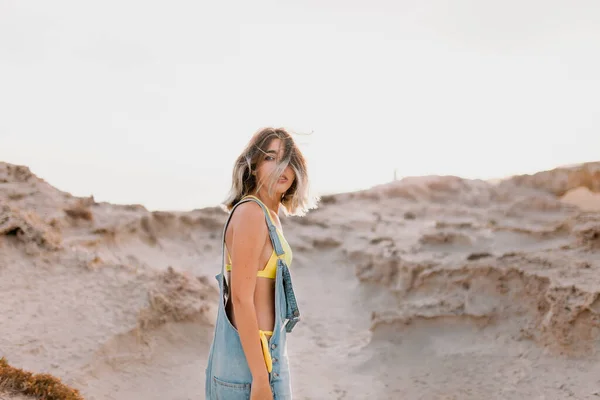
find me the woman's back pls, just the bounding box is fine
[224,199,279,334]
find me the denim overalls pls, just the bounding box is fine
[205,197,301,399]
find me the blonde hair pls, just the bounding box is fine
[223,127,318,216]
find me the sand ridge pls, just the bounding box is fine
[1,161,600,399]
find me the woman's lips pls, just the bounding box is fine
[278,177,288,183]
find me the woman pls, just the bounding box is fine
[205,127,317,400]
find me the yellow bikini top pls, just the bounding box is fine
[225,195,292,279]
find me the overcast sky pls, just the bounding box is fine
[1,0,599,211]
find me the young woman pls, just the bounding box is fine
[205,127,317,400]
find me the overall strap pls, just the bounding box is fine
[219,196,286,288]
[242,195,285,257]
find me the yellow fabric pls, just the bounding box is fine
[259,330,274,373]
[224,196,293,279]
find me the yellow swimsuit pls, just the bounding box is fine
[225,195,293,373]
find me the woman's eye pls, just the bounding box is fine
[265,156,275,161]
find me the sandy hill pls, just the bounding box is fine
[1,161,600,399]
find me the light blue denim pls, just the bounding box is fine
[205,197,301,400]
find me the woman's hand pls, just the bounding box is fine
[250,377,273,400]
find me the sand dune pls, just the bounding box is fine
[561,186,600,212]
[1,161,600,399]
[0,393,31,400]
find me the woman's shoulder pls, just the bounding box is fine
[229,200,266,227]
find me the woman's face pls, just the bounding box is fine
[255,138,295,195]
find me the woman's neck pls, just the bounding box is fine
[250,189,280,215]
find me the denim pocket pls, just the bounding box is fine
[213,376,251,400]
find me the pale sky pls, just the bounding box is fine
[1,1,599,211]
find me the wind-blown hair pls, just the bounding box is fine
[222,127,318,216]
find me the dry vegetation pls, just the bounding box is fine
[0,358,84,400]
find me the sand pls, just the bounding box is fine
[0,394,30,400]
[1,161,600,399]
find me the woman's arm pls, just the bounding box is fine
[229,202,270,382]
